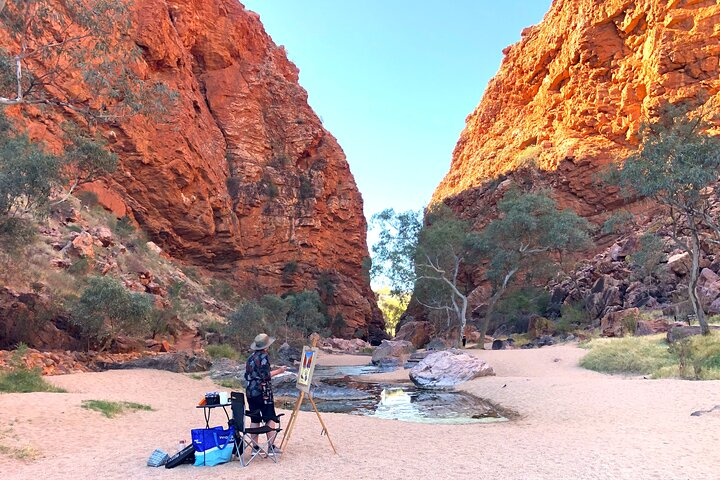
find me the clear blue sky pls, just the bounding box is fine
[242,0,551,221]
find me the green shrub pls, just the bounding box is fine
[71,276,155,350]
[0,344,66,393]
[81,400,153,418]
[0,217,36,252]
[601,210,633,235]
[205,344,238,360]
[0,368,66,393]
[580,335,676,375]
[630,233,666,279]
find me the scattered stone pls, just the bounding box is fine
[146,241,163,255]
[371,339,414,366]
[68,231,95,258]
[98,351,212,373]
[426,338,450,351]
[93,227,114,247]
[409,350,495,389]
[690,405,720,417]
[667,252,691,276]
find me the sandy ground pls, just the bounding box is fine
[1,345,719,480]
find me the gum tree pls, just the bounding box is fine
[473,189,591,346]
[0,0,173,120]
[371,205,476,346]
[607,102,720,335]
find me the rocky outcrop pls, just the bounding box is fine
[409,350,495,389]
[433,0,720,221]
[0,0,382,338]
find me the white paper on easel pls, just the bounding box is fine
[296,346,318,393]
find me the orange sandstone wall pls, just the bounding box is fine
[433,0,720,218]
[1,0,383,338]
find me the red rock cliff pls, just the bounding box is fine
[433,0,720,218]
[2,0,383,338]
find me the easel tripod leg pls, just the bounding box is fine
[280,391,304,450]
[308,394,337,454]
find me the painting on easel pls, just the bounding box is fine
[296,346,318,393]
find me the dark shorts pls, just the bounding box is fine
[247,395,278,424]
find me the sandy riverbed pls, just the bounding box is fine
[1,345,719,480]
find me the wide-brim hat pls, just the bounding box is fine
[250,333,275,351]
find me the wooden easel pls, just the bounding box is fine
[279,336,337,454]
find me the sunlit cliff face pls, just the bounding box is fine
[433,0,720,215]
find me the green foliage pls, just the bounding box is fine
[375,287,409,336]
[68,257,91,276]
[299,175,314,199]
[604,101,720,335]
[60,124,119,186]
[581,333,720,379]
[217,378,245,390]
[0,368,66,393]
[475,190,592,289]
[0,0,176,121]
[494,287,550,330]
[0,217,35,252]
[0,113,62,218]
[209,279,237,303]
[668,333,720,380]
[71,276,154,350]
[556,302,592,334]
[370,208,422,295]
[630,233,666,279]
[0,344,66,393]
[317,271,337,304]
[263,176,279,198]
[285,290,328,337]
[579,335,676,375]
[601,210,633,235]
[282,260,298,282]
[112,216,136,242]
[226,290,329,349]
[227,300,269,347]
[205,344,239,361]
[75,190,99,208]
[81,400,153,418]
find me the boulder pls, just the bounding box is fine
[426,338,450,351]
[635,318,669,336]
[394,321,434,348]
[667,325,720,343]
[667,252,691,276]
[409,350,495,389]
[600,307,640,337]
[68,231,95,258]
[697,268,720,309]
[371,339,414,366]
[93,227,114,247]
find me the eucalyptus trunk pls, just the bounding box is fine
[689,229,710,335]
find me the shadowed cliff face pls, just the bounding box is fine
[1,0,383,338]
[433,0,720,219]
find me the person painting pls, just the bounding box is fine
[245,333,287,451]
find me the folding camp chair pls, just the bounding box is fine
[229,391,284,466]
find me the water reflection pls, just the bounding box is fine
[277,379,510,425]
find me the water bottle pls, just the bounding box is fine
[178,439,186,453]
